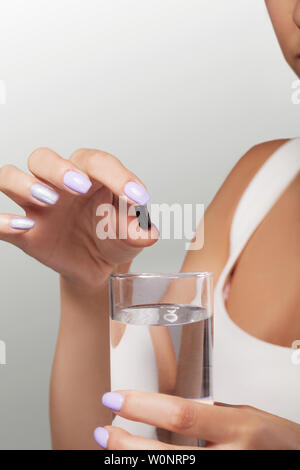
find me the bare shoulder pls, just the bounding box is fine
[210,139,290,217]
[181,139,290,281]
[233,138,289,172]
[217,139,289,201]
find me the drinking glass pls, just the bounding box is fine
[109,272,213,447]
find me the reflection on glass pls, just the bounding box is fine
[109,273,213,446]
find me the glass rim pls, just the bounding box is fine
[110,271,213,279]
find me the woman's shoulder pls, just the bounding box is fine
[228,139,289,186]
[182,139,291,280]
[244,138,291,162]
[211,139,289,213]
[213,138,292,214]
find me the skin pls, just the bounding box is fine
[101,390,300,450]
[265,0,300,77]
[0,0,299,450]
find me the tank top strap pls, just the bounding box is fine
[229,138,300,257]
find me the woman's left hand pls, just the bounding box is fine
[94,390,300,450]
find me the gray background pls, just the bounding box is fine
[0,0,299,449]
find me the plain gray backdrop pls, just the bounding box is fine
[0,0,299,449]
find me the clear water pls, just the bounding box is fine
[112,303,213,396]
[110,303,213,445]
[114,303,210,326]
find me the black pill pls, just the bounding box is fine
[135,205,151,229]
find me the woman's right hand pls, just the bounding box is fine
[0,147,159,288]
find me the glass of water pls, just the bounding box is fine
[109,272,213,446]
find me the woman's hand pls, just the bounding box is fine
[94,390,300,450]
[0,148,159,287]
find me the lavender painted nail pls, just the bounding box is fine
[31,184,59,205]
[102,392,124,411]
[63,170,92,194]
[124,182,150,205]
[10,217,35,230]
[94,427,109,449]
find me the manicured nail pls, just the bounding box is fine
[10,217,35,230]
[124,182,150,205]
[187,396,213,404]
[63,170,92,194]
[94,427,109,449]
[102,392,124,411]
[31,184,59,205]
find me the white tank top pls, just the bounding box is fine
[110,325,159,437]
[111,138,300,437]
[213,137,300,424]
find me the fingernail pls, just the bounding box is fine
[31,184,59,205]
[10,217,35,230]
[102,392,124,411]
[94,427,109,449]
[187,396,213,404]
[63,170,92,194]
[124,182,150,205]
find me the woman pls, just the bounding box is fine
[0,0,299,450]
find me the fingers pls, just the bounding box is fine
[101,390,244,443]
[0,214,35,232]
[28,147,150,206]
[0,214,35,249]
[0,165,60,207]
[70,148,150,205]
[94,425,197,451]
[28,148,92,196]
